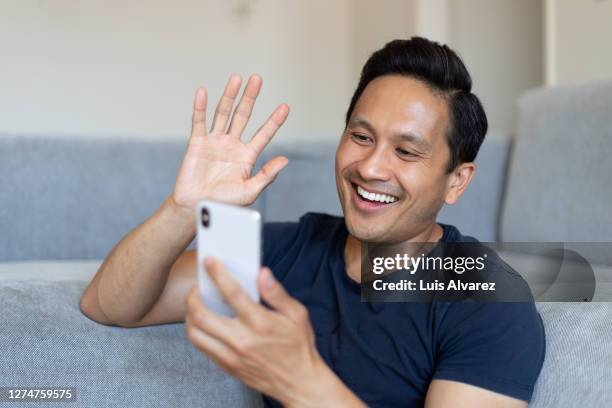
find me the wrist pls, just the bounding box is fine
[281,356,325,408]
[283,356,352,408]
[161,195,197,234]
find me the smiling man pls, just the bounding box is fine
[80,37,545,407]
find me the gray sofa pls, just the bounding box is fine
[1,79,611,407]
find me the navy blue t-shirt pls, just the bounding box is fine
[262,213,545,407]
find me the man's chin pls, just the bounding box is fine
[344,216,390,243]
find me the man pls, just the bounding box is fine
[80,37,545,407]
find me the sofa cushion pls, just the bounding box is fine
[531,303,612,407]
[0,269,262,407]
[3,262,612,407]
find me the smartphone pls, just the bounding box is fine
[196,200,261,317]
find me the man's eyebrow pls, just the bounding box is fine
[396,132,432,152]
[347,116,375,133]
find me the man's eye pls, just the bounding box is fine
[397,148,417,157]
[351,133,371,143]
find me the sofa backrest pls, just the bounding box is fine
[0,136,187,261]
[437,133,511,241]
[257,142,341,222]
[501,79,612,243]
[0,134,509,261]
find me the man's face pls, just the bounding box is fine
[335,75,453,243]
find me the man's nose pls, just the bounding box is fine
[356,147,392,181]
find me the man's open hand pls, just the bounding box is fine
[185,257,327,406]
[171,75,290,212]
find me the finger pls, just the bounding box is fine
[190,87,208,139]
[244,156,288,198]
[185,314,240,369]
[204,257,262,322]
[248,103,289,154]
[186,287,245,348]
[210,74,242,134]
[258,267,309,326]
[228,74,262,138]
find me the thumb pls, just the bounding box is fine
[259,267,308,325]
[245,156,289,197]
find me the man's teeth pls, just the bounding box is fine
[357,185,398,203]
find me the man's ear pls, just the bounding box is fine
[444,162,476,205]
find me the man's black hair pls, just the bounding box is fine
[345,36,488,173]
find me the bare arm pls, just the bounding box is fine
[79,197,197,327]
[80,74,289,327]
[425,380,527,408]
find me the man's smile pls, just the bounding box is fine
[350,182,400,213]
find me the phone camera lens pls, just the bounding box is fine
[201,207,210,228]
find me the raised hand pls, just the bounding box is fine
[171,74,290,212]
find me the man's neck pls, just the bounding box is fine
[344,222,445,283]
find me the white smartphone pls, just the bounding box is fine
[196,200,262,316]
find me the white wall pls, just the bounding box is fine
[414,0,449,44]
[446,0,543,136]
[409,0,543,136]
[545,0,612,86]
[0,0,354,142]
[1,0,546,142]
[351,0,416,84]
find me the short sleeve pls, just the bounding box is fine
[262,213,323,282]
[262,222,300,270]
[432,301,546,401]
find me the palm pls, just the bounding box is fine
[174,135,258,207]
[172,75,289,210]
